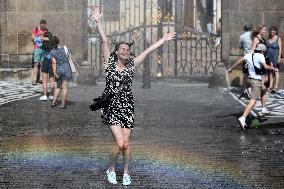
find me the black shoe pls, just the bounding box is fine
[239,92,245,99]
[271,89,276,94]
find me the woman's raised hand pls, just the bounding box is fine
[162,32,176,42]
[91,7,102,23]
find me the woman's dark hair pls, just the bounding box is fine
[50,36,60,49]
[110,41,135,62]
[41,31,53,52]
[269,26,278,38]
[40,19,47,25]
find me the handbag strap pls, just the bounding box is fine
[63,46,70,58]
[252,53,257,69]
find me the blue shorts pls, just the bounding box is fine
[41,57,53,75]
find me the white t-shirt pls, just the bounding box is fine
[244,52,266,80]
[239,31,252,55]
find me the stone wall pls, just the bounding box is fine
[0,0,88,68]
[222,0,284,65]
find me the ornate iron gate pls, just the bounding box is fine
[87,0,221,84]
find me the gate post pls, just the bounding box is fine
[142,0,151,89]
[174,0,178,77]
[156,2,164,80]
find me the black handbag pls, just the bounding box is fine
[89,93,113,111]
[90,78,129,111]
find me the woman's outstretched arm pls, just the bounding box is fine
[92,7,110,64]
[134,32,176,68]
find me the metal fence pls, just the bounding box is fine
[87,0,221,84]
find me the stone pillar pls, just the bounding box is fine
[76,60,96,85]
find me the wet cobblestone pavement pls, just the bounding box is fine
[0,81,283,188]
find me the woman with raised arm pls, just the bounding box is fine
[92,8,175,186]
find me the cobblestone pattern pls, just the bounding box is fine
[0,81,76,106]
[227,87,284,117]
[0,81,283,188]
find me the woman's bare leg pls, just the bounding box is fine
[52,80,61,105]
[122,128,131,174]
[61,80,68,106]
[108,126,125,171]
[42,73,48,96]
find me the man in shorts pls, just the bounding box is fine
[31,19,48,85]
[237,44,278,130]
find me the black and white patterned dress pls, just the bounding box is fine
[101,54,135,129]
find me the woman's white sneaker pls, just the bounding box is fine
[39,95,48,101]
[122,173,132,186]
[106,169,117,184]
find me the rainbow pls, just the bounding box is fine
[132,144,250,188]
[2,135,261,188]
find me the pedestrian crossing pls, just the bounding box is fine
[225,87,284,117]
[0,81,76,106]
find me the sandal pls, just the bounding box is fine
[61,104,66,109]
[51,103,57,108]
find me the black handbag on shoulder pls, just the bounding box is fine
[89,93,113,111]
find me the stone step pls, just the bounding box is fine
[0,68,31,81]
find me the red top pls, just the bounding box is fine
[32,27,47,48]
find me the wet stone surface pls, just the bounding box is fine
[0,81,283,188]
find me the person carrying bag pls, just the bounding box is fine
[63,46,78,73]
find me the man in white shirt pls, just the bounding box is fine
[239,24,253,55]
[237,44,277,130]
[228,24,254,99]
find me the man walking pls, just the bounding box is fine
[238,44,277,130]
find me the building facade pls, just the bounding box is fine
[222,0,284,64]
[0,0,88,68]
